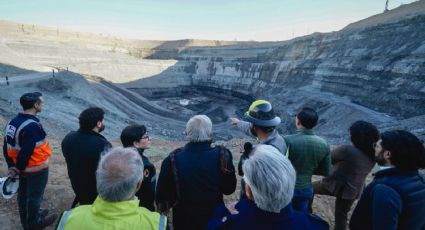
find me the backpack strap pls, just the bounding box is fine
[216,145,235,175]
[169,147,183,205]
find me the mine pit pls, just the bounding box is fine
[128,86,252,123]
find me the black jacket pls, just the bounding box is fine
[135,148,156,211]
[156,142,236,230]
[61,129,111,206]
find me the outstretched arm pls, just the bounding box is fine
[231,118,254,137]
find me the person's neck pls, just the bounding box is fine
[135,147,144,155]
[92,127,100,133]
[257,132,270,141]
[22,109,37,116]
[384,162,395,167]
[379,161,395,169]
[296,125,305,130]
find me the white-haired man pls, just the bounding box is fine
[56,147,167,230]
[156,115,237,230]
[207,145,329,230]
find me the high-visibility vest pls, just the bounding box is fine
[56,196,167,230]
[5,119,52,173]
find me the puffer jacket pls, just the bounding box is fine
[350,168,425,230]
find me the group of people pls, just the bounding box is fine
[2,92,425,230]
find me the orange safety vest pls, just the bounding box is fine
[6,119,52,173]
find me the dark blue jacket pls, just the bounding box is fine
[156,141,236,230]
[3,113,46,171]
[135,148,156,211]
[350,168,425,230]
[207,199,329,230]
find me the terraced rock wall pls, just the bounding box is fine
[143,14,425,119]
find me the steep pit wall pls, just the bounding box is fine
[142,14,425,120]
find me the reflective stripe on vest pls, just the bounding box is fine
[285,146,289,158]
[22,158,49,173]
[7,138,48,151]
[14,119,37,147]
[158,215,166,230]
[57,210,72,230]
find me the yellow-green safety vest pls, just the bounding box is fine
[56,196,166,230]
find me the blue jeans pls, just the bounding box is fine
[18,168,49,230]
[292,188,313,212]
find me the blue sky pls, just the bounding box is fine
[0,0,418,41]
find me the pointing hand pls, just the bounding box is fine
[230,118,240,125]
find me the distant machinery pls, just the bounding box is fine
[384,0,390,12]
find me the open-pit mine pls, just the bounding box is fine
[0,2,425,229]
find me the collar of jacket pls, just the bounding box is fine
[295,128,315,135]
[236,198,294,220]
[128,146,145,156]
[373,167,419,178]
[78,129,107,140]
[18,113,39,122]
[260,129,279,144]
[185,141,213,151]
[137,147,145,156]
[91,196,140,220]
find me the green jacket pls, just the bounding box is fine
[56,196,167,230]
[285,129,331,189]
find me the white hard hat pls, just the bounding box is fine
[0,177,19,199]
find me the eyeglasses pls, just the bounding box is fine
[141,134,150,140]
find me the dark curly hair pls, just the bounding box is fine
[349,120,380,159]
[78,107,104,131]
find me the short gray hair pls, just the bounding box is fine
[96,147,144,202]
[185,115,212,142]
[243,144,296,213]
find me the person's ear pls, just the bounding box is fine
[384,150,392,161]
[96,120,102,128]
[135,180,142,193]
[143,169,150,178]
[245,183,254,201]
[133,140,140,148]
[34,101,42,110]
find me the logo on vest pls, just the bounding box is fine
[6,125,16,138]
